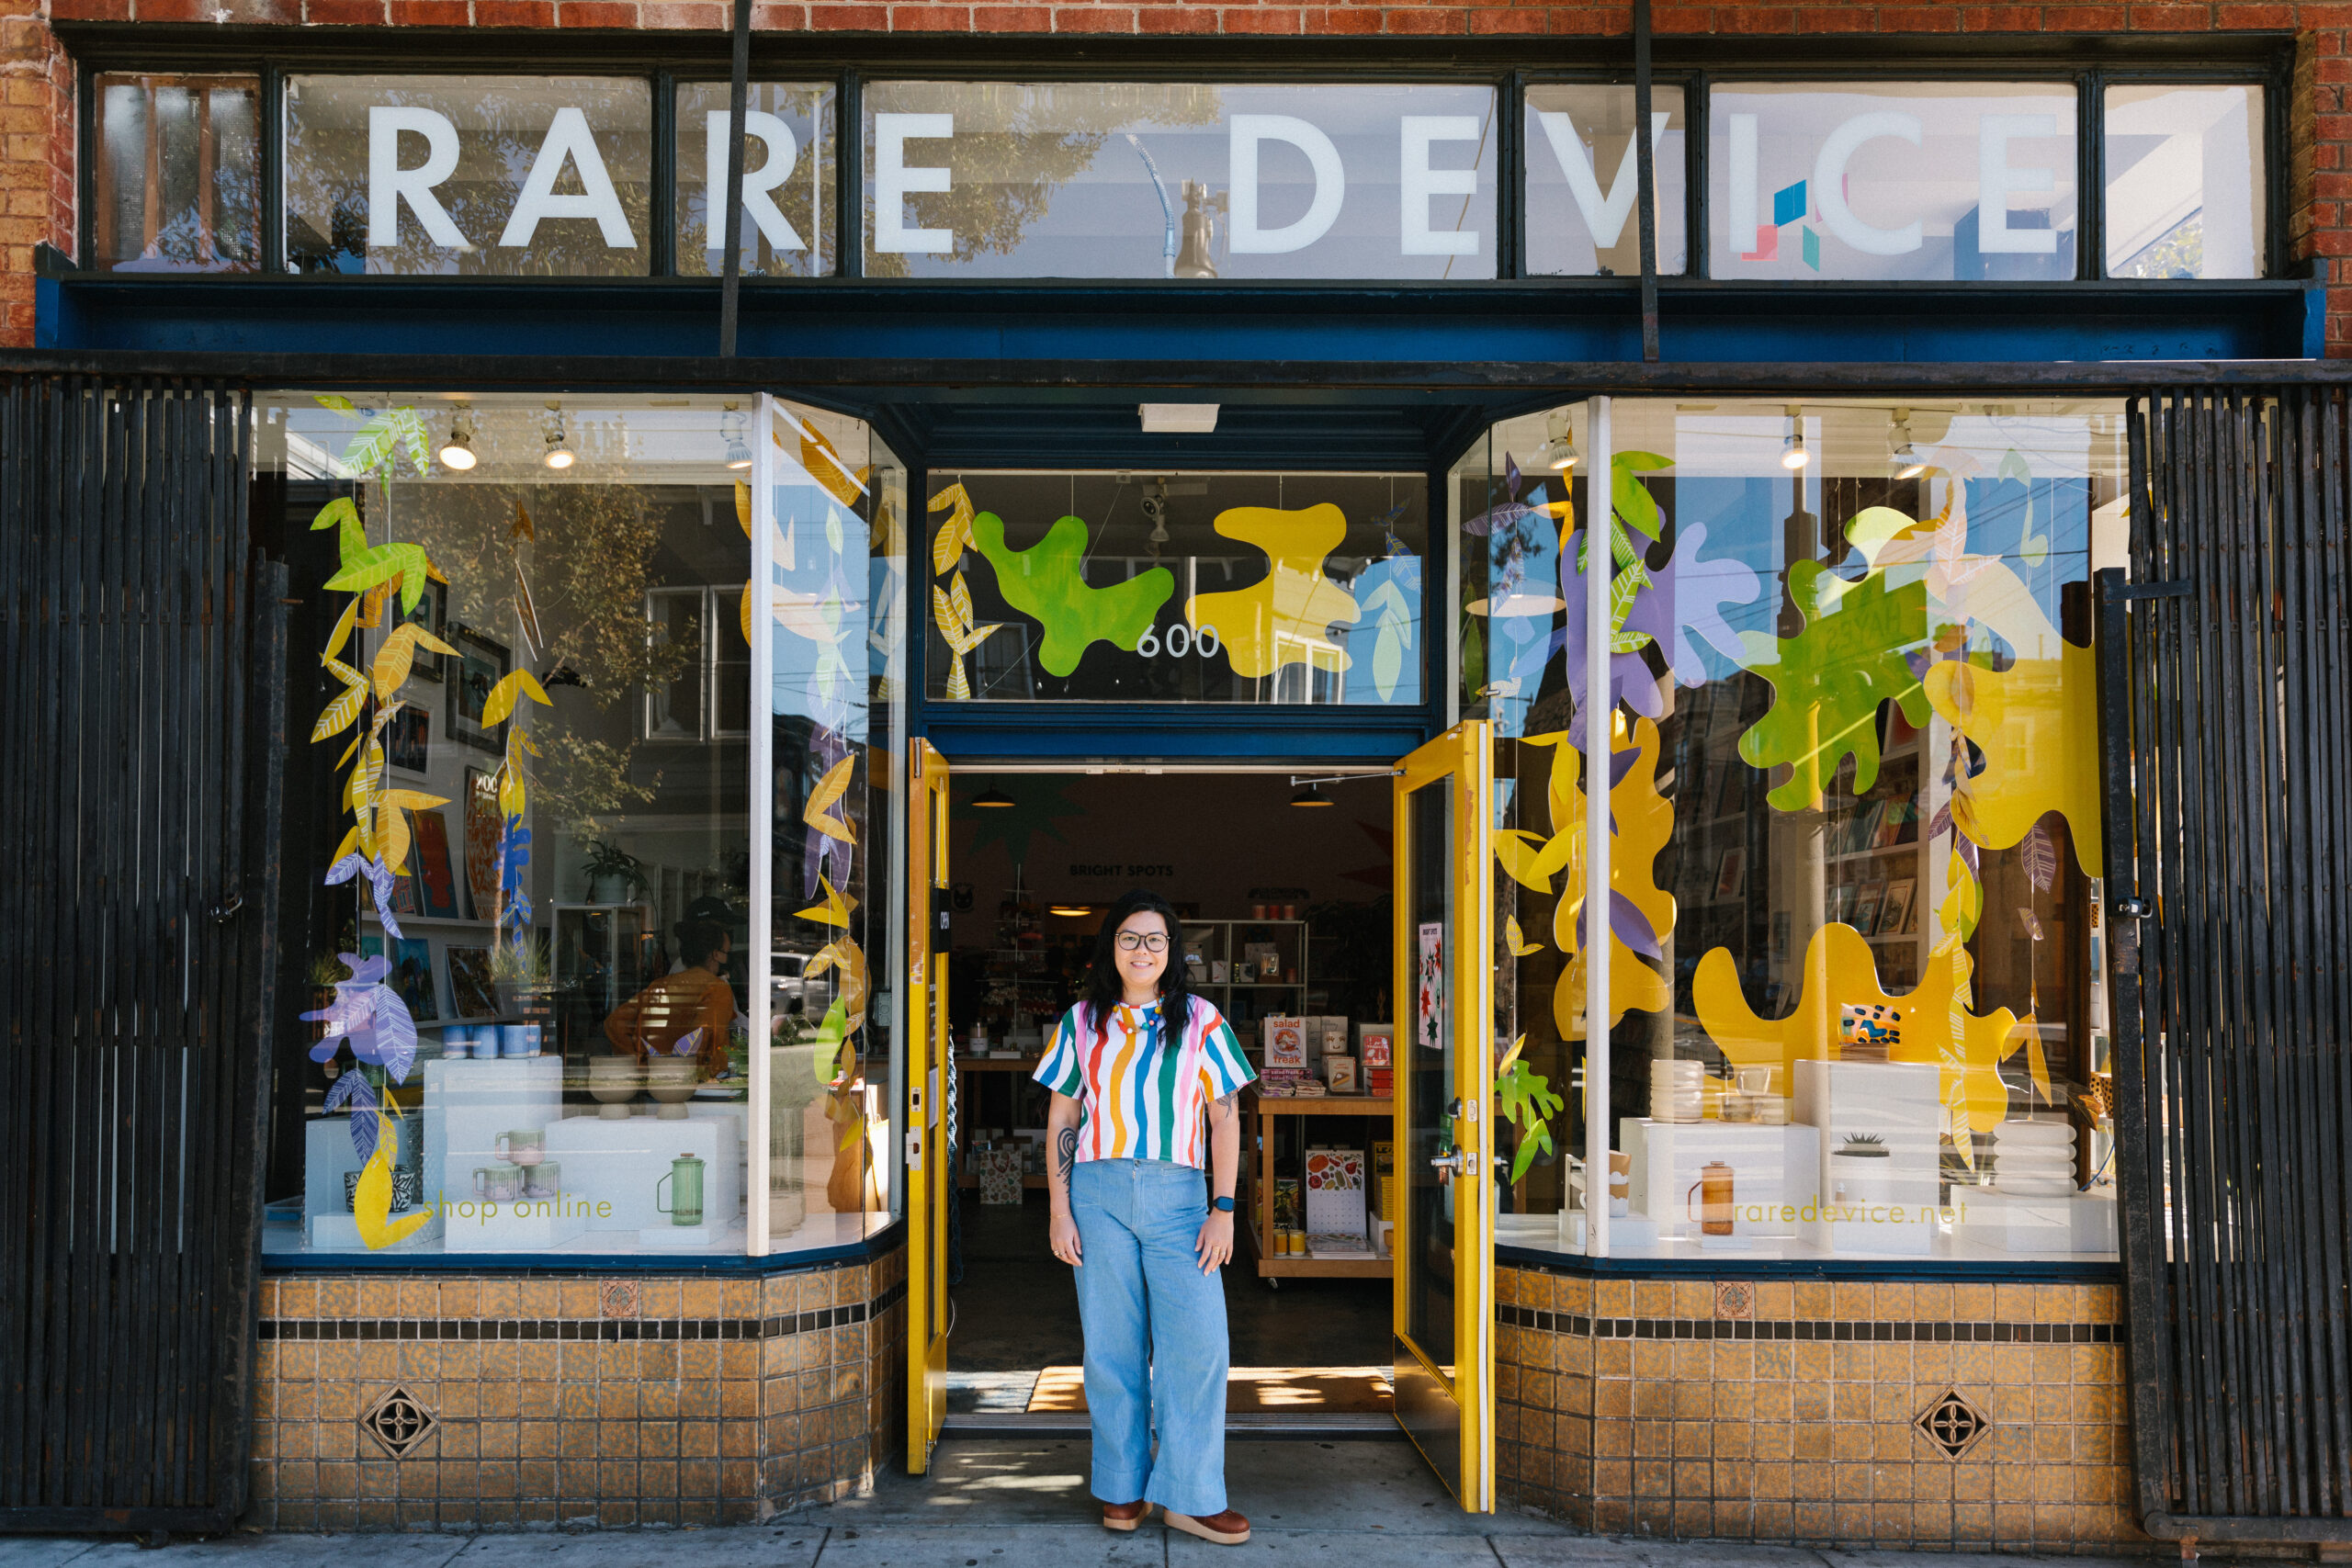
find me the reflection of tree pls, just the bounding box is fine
[286,81,650,276]
[865,85,1221,277]
[393,480,695,832]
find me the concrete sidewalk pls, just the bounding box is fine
[0,1438,2159,1568]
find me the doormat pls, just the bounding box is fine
[1026,1365,1394,1414]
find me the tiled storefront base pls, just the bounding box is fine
[1498,1266,2145,1552]
[249,1245,906,1530]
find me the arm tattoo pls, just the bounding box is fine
[1056,1126,1079,1185]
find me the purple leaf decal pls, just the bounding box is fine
[673,1027,704,1058]
[345,1077,380,1165]
[371,984,417,1084]
[322,1070,362,1111]
[1630,523,1764,689]
[1928,800,1953,840]
[325,853,403,940]
[1609,889,1662,959]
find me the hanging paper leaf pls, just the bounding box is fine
[311,682,368,743]
[2018,907,2045,942]
[310,495,370,570]
[2019,819,2058,895]
[323,595,361,663]
[352,1115,435,1250]
[322,1069,363,1113]
[790,415,866,507]
[370,623,460,699]
[733,481,752,537]
[1928,799,1953,841]
[371,984,418,1083]
[929,482,978,572]
[481,669,554,728]
[796,875,855,929]
[1493,828,1554,893]
[315,393,357,414]
[345,1079,382,1164]
[357,581,392,629]
[1507,916,1541,957]
[1609,450,1674,539]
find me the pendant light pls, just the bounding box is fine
[1289,783,1333,807]
[1780,404,1810,471]
[1887,407,1927,481]
[1537,409,1579,471]
[543,403,575,471]
[722,402,752,471]
[438,407,478,471]
[973,781,1015,809]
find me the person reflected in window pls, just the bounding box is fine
[604,919,735,1078]
[1035,888,1255,1547]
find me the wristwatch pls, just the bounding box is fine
[1213,1195,1236,1213]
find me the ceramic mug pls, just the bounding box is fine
[495,1128,546,1167]
[441,1023,475,1056]
[472,1161,523,1203]
[523,1159,562,1201]
[500,1022,541,1057]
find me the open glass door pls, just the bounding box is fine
[1392,719,1495,1510]
[906,740,952,1471]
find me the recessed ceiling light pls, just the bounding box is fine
[1139,403,1219,434]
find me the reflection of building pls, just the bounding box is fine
[1,23,2338,1557]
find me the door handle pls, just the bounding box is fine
[1430,1152,1477,1176]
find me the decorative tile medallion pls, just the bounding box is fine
[361,1385,437,1458]
[1915,1387,1991,1460]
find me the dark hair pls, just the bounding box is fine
[675,919,729,968]
[1082,889,1193,1040]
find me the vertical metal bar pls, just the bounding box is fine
[746,393,776,1253]
[1583,396,1611,1259]
[1632,0,1658,363]
[717,0,754,357]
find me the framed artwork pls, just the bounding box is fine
[449,627,510,751]
[462,767,502,919]
[1850,878,1886,938]
[447,945,498,1018]
[386,705,430,777]
[398,578,448,682]
[1826,882,1854,926]
[1713,847,1747,900]
[413,808,462,920]
[391,937,438,1021]
[1880,877,1917,937]
[1414,921,1444,1053]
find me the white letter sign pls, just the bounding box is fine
[1977,112,2060,254]
[706,109,804,254]
[498,106,637,249]
[1229,114,1345,254]
[874,112,954,254]
[367,106,464,250]
[1813,110,1922,256]
[1400,115,1481,256]
[1536,109,1673,252]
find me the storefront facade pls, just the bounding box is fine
[0,3,2346,1551]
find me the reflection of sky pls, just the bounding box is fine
[866,84,1497,281]
[770,460,869,743]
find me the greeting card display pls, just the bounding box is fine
[1304,1146,1368,1238]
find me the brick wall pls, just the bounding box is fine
[1,0,2339,350]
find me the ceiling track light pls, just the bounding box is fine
[722,402,752,471]
[1888,406,1928,481]
[543,403,575,471]
[1781,403,1811,471]
[438,406,478,472]
[1539,409,1579,472]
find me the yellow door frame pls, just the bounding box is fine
[906,740,952,1472]
[1390,719,1495,1511]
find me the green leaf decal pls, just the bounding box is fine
[310,495,369,569]
[1736,559,1932,811]
[1611,450,1675,539]
[1497,1055,1566,1185]
[970,511,1174,679]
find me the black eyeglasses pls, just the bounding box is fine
[1115,931,1170,953]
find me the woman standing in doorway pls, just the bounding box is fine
[1035,888,1256,1546]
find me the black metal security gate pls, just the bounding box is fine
[0,376,285,1533]
[2101,387,2352,1544]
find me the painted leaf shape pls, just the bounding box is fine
[805,753,857,846]
[794,418,865,508]
[370,624,459,699]
[1736,560,1931,811]
[930,482,978,573]
[1610,450,1674,539]
[1507,915,1541,958]
[353,1123,435,1250]
[795,875,854,930]
[975,510,1176,679]
[311,682,368,742]
[371,983,418,1083]
[1493,828,1553,893]
[311,495,369,569]
[480,669,553,728]
[324,595,361,662]
[2019,819,2059,894]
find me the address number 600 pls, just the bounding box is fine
[1136,624,1221,659]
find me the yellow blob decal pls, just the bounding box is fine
[1537,715,1678,1036]
[1691,922,2026,1136]
[1184,504,1361,680]
[1921,637,2103,874]
[355,1110,435,1250]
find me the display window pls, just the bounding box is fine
[1704,83,2078,281]
[259,392,903,1260]
[2103,83,2267,279]
[90,73,263,273]
[1458,398,2122,1262]
[1521,83,1688,277]
[673,81,841,278]
[860,82,1499,280]
[922,469,1428,704]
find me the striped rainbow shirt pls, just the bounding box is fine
[1032,997,1255,1170]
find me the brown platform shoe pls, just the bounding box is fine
[1101,1499,1153,1531]
[1164,1508,1250,1545]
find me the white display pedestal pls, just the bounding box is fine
[1623,1117,1822,1242]
[302,1117,441,1251]
[1793,1059,1941,1256]
[1953,1189,2119,1254]
[545,1104,743,1235]
[425,1055,582,1253]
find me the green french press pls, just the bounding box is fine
[656,1153,706,1227]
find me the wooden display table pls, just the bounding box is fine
[1243,1088,1395,1280]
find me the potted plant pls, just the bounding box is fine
[1829,1133,1894,1208]
[489,935,553,1019]
[579,837,648,905]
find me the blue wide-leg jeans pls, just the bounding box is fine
[1069,1156,1229,1516]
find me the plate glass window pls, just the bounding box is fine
[924,470,1427,704]
[674,83,840,278]
[91,73,261,273]
[284,75,653,276]
[1707,84,2077,281]
[1523,84,1688,276]
[2103,85,2266,278]
[1460,399,2126,1263]
[862,82,1498,280]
